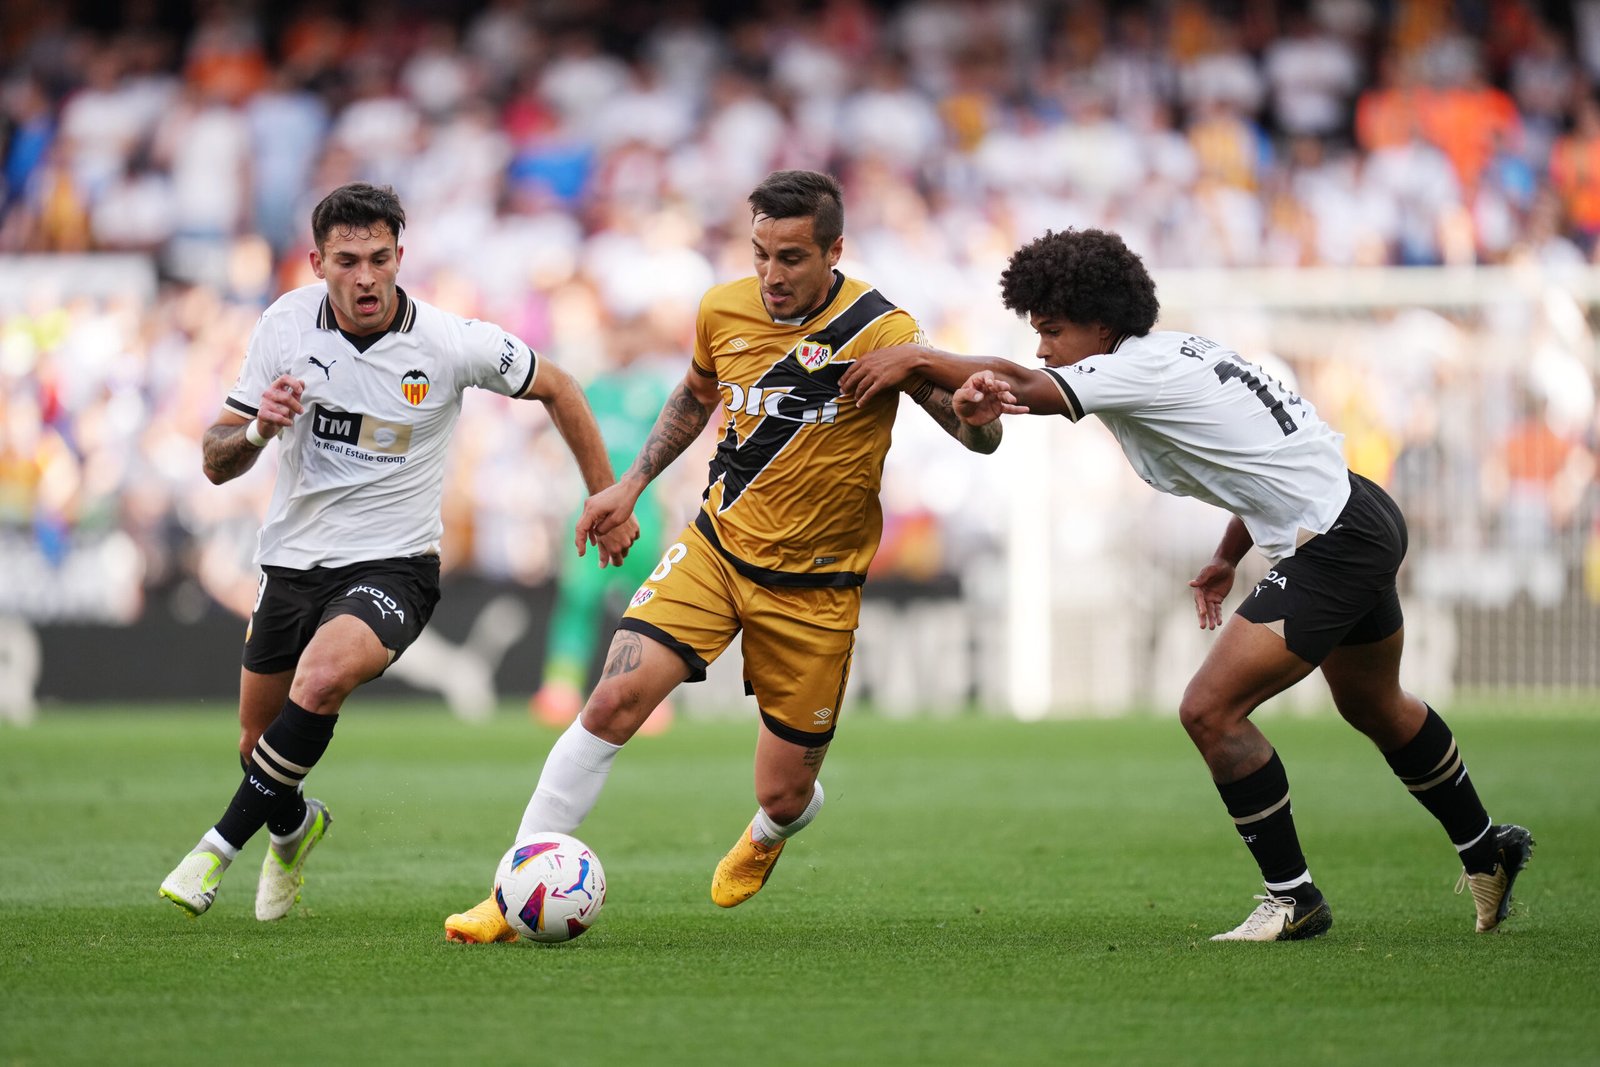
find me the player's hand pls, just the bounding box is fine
[256,375,306,437]
[590,516,640,568]
[953,371,1026,425]
[1188,559,1236,630]
[838,344,923,406]
[574,481,642,560]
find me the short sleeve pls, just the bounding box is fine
[459,317,538,397]
[691,291,716,377]
[861,307,922,353]
[225,312,290,418]
[1044,352,1159,420]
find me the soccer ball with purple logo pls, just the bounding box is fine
[493,832,607,943]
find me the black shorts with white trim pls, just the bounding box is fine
[1235,472,1407,665]
[243,555,441,674]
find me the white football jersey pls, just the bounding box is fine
[226,285,537,568]
[1041,330,1350,562]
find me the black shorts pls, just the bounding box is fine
[1235,472,1407,665]
[243,556,442,674]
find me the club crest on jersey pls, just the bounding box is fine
[795,341,833,372]
[401,369,430,405]
[630,587,655,608]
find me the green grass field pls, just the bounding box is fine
[2,704,1597,1066]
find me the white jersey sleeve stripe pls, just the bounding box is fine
[513,350,538,398]
[1041,367,1084,421]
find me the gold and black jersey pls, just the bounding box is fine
[691,271,920,588]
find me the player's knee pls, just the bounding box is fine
[756,781,813,825]
[1177,690,1229,746]
[579,682,647,744]
[288,664,356,715]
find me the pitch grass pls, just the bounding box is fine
[2,705,1597,1066]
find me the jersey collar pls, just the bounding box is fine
[769,270,845,326]
[314,286,417,336]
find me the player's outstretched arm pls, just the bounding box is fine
[908,378,1002,453]
[841,343,1068,416]
[575,366,719,550]
[952,370,1029,426]
[202,374,304,485]
[523,358,638,565]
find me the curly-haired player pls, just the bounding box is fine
[840,227,1532,941]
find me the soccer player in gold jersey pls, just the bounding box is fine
[445,170,1000,941]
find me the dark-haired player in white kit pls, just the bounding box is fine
[840,227,1533,941]
[159,182,638,920]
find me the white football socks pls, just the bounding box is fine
[200,828,239,863]
[516,718,623,839]
[750,781,825,847]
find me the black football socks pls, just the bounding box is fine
[1216,750,1321,905]
[1384,705,1495,872]
[213,701,337,850]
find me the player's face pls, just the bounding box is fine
[1029,314,1114,367]
[311,223,404,335]
[752,213,842,319]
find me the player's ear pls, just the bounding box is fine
[309,248,325,280]
[826,235,843,268]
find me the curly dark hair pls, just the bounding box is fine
[311,182,406,249]
[999,228,1159,336]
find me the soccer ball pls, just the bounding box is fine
[494,832,607,943]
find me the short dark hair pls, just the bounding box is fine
[748,170,844,250]
[311,182,406,249]
[999,228,1160,337]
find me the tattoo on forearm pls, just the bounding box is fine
[918,386,1001,453]
[601,632,644,680]
[202,424,265,483]
[635,383,712,480]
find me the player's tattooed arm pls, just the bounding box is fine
[911,377,1003,454]
[577,370,717,548]
[203,375,304,485]
[201,421,270,484]
[632,375,716,481]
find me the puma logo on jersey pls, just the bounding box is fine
[308,356,337,379]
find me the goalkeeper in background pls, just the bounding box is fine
[533,315,676,734]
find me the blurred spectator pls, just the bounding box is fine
[1550,91,1600,253]
[1,0,1598,633]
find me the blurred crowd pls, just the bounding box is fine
[1,0,1599,625]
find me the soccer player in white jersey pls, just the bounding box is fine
[840,227,1532,941]
[159,182,638,920]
